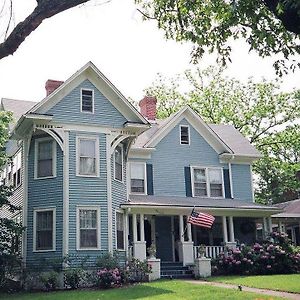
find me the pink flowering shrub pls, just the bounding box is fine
[95,268,121,288]
[213,232,300,275]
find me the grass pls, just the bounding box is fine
[208,274,300,293]
[0,280,285,300]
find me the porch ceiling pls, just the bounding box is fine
[121,195,281,217]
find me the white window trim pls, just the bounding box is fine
[34,137,57,180]
[115,209,126,251]
[113,144,124,183]
[80,88,94,114]
[76,135,100,177]
[33,207,56,252]
[128,161,147,195]
[76,205,101,251]
[191,166,225,198]
[179,125,190,145]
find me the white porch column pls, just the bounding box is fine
[222,216,228,243]
[124,211,129,257]
[228,216,235,242]
[178,215,193,266]
[132,213,146,261]
[278,221,283,233]
[179,215,184,242]
[132,214,137,242]
[140,214,145,242]
[267,217,273,233]
[263,217,268,238]
[187,222,192,242]
[151,216,156,246]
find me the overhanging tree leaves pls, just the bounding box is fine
[0,111,24,290]
[144,66,300,204]
[136,0,300,75]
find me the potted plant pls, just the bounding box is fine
[147,244,157,258]
[198,244,206,258]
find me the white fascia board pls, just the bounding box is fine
[145,106,233,154]
[219,153,263,164]
[128,147,156,160]
[31,61,148,125]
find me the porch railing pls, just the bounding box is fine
[194,245,225,260]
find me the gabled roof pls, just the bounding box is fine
[29,61,148,125]
[273,199,300,218]
[1,98,36,122]
[132,106,261,158]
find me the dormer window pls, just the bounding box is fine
[180,125,190,145]
[81,89,94,113]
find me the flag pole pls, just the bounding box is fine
[182,206,195,238]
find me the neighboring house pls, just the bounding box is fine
[0,62,280,272]
[272,199,300,245]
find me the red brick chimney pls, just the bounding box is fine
[45,79,64,96]
[139,96,157,120]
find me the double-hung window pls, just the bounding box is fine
[12,151,22,188]
[35,138,56,179]
[130,163,146,194]
[116,212,125,250]
[114,145,123,182]
[77,207,100,250]
[192,167,224,198]
[77,137,99,177]
[34,208,55,251]
[81,89,94,113]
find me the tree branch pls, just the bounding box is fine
[0,0,91,60]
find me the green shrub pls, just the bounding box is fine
[96,253,120,269]
[64,268,85,289]
[125,258,152,283]
[95,268,121,289]
[39,271,59,291]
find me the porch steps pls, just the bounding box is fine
[160,262,194,279]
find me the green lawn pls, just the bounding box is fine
[208,274,300,293]
[0,280,284,300]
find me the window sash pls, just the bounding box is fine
[180,126,189,144]
[130,163,145,194]
[116,212,124,250]
[37,141,53,178]
[114,146,123,181]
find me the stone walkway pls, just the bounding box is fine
[184,279,300,300]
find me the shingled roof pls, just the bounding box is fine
[273,199,300,218]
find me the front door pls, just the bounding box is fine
[155,216,173,261]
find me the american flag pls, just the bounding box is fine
[187,209,215,229]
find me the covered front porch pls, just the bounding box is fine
[121,195,280,264]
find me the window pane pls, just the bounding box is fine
[210,184,223,197]
[116,213,124,249]
[80,229,97,248]
[115,146,122,164]
[80,139,96,157]
[37,231,53,250]
[130,164,144,180]
[131,179,145,193]
[194,169,206,182]
[38,141,52,160]
[80,210,97,229]
[38,159,53,177]
[37,211,53,230]
[194,182,207,196]
[115,146,123,181]
[208,169,222,184]
[80,157,96,175]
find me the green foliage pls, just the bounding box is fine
[39,271,59,291]
[212,232,300,275]
[144,66,300,204]
[64,268,85,289]
[96,253,120,269]
[136,0,300,75]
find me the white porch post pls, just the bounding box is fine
[228,216,235,242]
[278,220,283,233]
[267,217,273,233]
[178,215,194,266]
[222,216,228,243]
[124,211,129,258]
[263,217,268,239]
[151,216,156,246]
[132,213,146,261]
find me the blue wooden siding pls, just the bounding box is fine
[147,119,228,197]
[231,164,253,201]
[68,131,109,263]
[26,136,63,269]
[47,80,127,127]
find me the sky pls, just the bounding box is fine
[0,0,299,104]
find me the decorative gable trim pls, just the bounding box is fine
[145,106,233,155]
[29,62,148,125]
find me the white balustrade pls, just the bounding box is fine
[193,245,225,259]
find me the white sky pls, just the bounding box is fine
[0,0,299,104]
